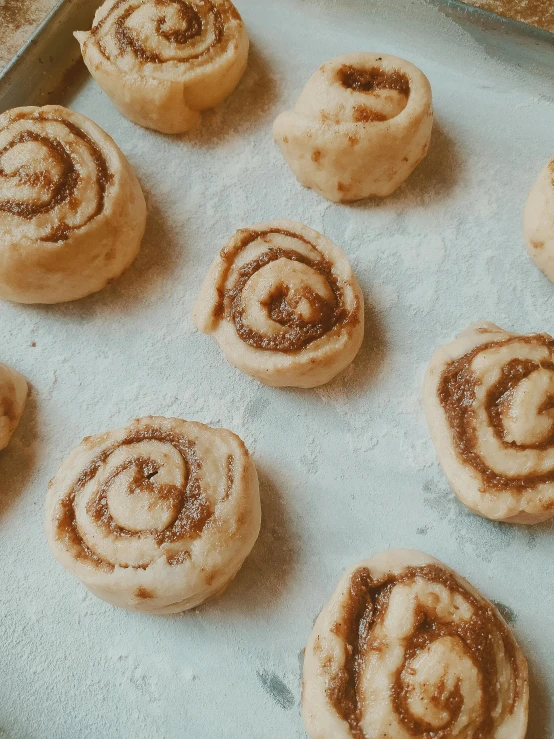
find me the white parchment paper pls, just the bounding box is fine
[1,0,553,736]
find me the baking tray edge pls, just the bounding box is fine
[0,0,102,112]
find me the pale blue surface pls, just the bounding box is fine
[0,1,553,737]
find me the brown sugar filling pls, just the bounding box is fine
[0,112,110,242]
[94,0,225,64]
[352,105,387,123]
[339,65,410,97]
[135,586,154,599]
[438,333,554,492]
[218,229,360,353]
[222,454,235,501]
[326,565,521,739]
[55,427,212,572]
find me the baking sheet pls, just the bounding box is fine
[454,0,554,36]
[1,0,554,736]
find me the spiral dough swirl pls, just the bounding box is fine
[45,417,260,614]
[0,105,146,304]
[425,322,554,523]
[302,550,528,739]
[193,220,364,388]
[75,0,249,133]
[0,111,107,242]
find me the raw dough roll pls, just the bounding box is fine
[45,416,260,614]
[0,363,27,451]
[273,53,433,203]
[75,0,249,134]
[193,220,364,388]
[425,322,554,523]
[303,549,528,739]
[0,105,146,304]
[524,156,554,282]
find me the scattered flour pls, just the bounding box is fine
[1,0,553,737]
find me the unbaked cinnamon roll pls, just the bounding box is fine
[45,416,260,614]
[75,0,249,134]
[425,322,554,523]
[524,156,554,282]
[0,105,146,304]
[273,53,433,203]
[192,221,364,388]
[0,363,27,451]
[303,549,529,739]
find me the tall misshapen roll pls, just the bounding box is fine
[273,53,433,203]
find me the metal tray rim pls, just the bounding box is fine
[0,0,66,84]
[430,0,554,44]
[1,0,553,93]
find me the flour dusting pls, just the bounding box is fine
[1,0,553,737]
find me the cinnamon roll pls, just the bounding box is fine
[273,53,433,203]
[524,156,554,282]
[75,0,249,134]
[192,221,364,388]
[303,549,529,739]
[425,322,554,523]
[45,416,260,614]
[0,105,146,304]
[0,363,27,451]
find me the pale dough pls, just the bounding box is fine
[273,53,433,203]
[0,363,27,451]
[45,416,261,614]
[303,549,529,739]
[192,220,364,388]
[524,156,554,282]
[424,321,554,523]
[0,105,146,304]
[75,0,249,134]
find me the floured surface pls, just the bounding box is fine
[0,0,553,736]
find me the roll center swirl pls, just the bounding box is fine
[439,334,554,490]
[225,230,350,352]
[56,429,211,570]
[96,0,224,64]
[156,1,203,44]
[95,440,188,532]
[0,132,78,218]
[487,358,554,446]
[339,65,410,97]
[337,65,411,122]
